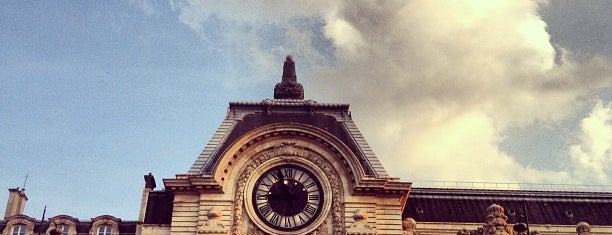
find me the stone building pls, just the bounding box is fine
[2,57,611,235]
[143,56,411,235]
[1,188,138,235]
[403,188,612,234]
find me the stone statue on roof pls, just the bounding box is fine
[456,204,517,235]
[576,222,591,235]
[483,204,514,235]
[402,217,420,235]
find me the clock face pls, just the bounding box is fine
[251,164,324,231]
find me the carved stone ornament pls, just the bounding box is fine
[198,207,229,234]
[482,204,513,235]
[232,142,344,235]
[456,229,472,235]
[456,204,516,235]
[274,55,304,99]
[402,217,420,235]
[576,222,591,235]
[346,210,375,235]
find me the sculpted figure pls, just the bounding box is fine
[483,204,513,235]
[49,227,64,235]
[576,222,591,235]
[402,217,420,235]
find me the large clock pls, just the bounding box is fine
[250,164,324,232]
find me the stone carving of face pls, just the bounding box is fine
[486,212,508,226]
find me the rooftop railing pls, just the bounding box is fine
[412,181,612,192]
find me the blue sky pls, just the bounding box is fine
[1,1,611,220]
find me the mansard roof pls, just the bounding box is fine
[0,218,138,235]
[403,187,612,225]
[187,56,389,178]
[187,99,389,178]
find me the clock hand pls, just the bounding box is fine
[276,168,284,181]
[276,168,291,197]
[264,193,283,201]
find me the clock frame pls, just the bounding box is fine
[244,159,331,235]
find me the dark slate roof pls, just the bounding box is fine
[187,99,388,177]
[403,188,612,225]
[143,190,174,225]
[117,222,138,235]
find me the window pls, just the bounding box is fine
[97,226,112,235]
[12,225,27,235]
[59,225,70,235]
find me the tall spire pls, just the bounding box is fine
[274,55,304,99]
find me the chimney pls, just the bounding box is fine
[4,188,28,219]
[138,173,156,223]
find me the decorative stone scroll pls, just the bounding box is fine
[232,142,344,235]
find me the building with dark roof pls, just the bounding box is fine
[403,187,612,234]
[1,188,137,235]
[2,57,611,235]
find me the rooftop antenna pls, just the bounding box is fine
[38,205,47,235]
[23,174,29,190]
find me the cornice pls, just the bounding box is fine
[163,174,223,193]
[354,177,412,195]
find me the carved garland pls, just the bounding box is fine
[232,142,344,235]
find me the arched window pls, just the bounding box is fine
[12,225,27,235]
[89,215,119,235]
[58,224,70,235]
[47,215,78,235]
[97,225,112,235]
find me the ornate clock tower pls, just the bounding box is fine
[161,56,411,235]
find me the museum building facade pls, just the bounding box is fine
[2,57,611,235]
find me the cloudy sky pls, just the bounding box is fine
[1,0,611,220]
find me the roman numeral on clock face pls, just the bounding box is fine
[304,204,317,216]
[283,216,293,228]
[258,204,271,217]
[269,213,280,226]
[282,168,294,178]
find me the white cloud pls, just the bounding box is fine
[172,0,612,185]
[570,100,612,184]
[323,18,364,55]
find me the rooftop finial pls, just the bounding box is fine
[274,54,304,99]
[281,55,297,83]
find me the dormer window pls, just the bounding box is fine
[89,215,119,235]
[48,215,78,235]
[97,225,112,235]
[12,225,27,235]
[58,224,70,235]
